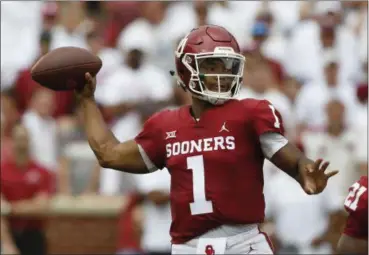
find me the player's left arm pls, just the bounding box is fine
[252,100,338,194]
[269,142,335,194]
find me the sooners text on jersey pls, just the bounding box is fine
[343,175,368,239]
[135,99,284,244]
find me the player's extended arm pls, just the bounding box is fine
[337,234,368,255]
[270,142,338,194]
[77,73,148,174]
[270,142,313,182]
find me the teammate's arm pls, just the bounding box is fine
[76,73,149,174]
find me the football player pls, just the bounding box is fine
[76,25,338,254]
[337,176,368,254]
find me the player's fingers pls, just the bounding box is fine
[312,158,323,171]
[319,161,330,172]
[325,170,339,179]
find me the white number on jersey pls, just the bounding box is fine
[186,155,214,215]
[268,104,280,128]
[344,182,367,211]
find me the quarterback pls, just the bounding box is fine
[76,25,338,254]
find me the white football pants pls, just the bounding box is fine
[171,224,274,254]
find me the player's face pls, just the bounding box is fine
[198,58,241,93]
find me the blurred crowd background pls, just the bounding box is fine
[0,1,367,255]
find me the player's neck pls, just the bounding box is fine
[190,97,214,120]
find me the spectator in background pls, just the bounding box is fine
[57,106,97,195]
[14,31,75,118]
[1,2,43,91]
[355,57,368,129]
[101,1,140,48]
[134,170,172,255]
[49,2,89,50]
[263,169,343,254]
[22,88,59,172]
[1,110,13,164]
[286,1,360,84]
[282,76,303,105]
[117,1,186,73]
[116,194,143,255]
[86,29,121,89]
[1,123,54,255]
[0,93,19,138]
[41,2,58,32]
[355,60,368,177]
[342,1,367,61]
[295,49,357,134]
[1,215,20,254]
[252,9,287,67]
[1,93,19,166]
[301,99,363,200]
[243,22,285,86]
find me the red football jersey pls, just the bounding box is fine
[135,99,284,244]
[343,176,368,240]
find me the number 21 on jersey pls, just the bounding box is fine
[344,182,367,211]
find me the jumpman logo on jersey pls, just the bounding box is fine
[219,121,229,132]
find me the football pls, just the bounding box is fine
[31,47,102,91]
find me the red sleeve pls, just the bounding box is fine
[251,100,285,137]
[134,112,166,170]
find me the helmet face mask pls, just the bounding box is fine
[175,26,245,105]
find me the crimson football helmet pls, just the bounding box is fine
[174,25,245,105]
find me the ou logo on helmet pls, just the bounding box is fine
[205,244,215,255]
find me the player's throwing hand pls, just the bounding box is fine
[75,72,96,100]
[300,158,338,194]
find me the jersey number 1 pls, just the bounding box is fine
[344,182,367,211]
[268,104,280,129]
[187,155,214,215]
